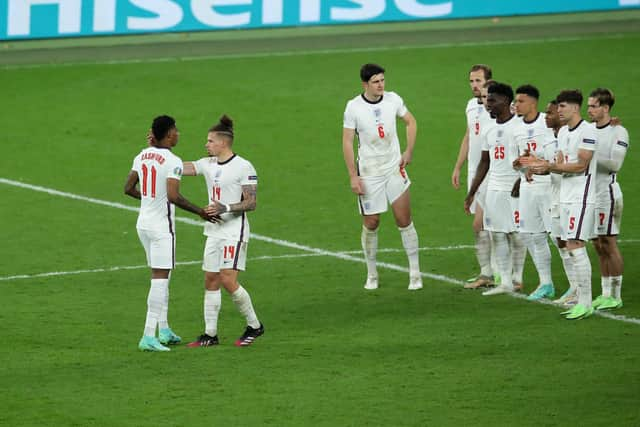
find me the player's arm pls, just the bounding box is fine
[124,170,141,200]
[183,161,197,176]
[464,150,489,213]
[208,184,258,216]
[342,127,364,195]
[452,128,469,189]
[399,111,417,168]
[549,148,593,174]
[598,130,628,173]
[166,178,218,222]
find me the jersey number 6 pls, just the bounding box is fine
[377,125,385,138]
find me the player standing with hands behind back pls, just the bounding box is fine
[342,63,422,291]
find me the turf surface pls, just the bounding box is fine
[1,10,639,427]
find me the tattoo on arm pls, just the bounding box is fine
[229,185,257,212]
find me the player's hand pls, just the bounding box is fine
[199,207,221,223]
[350,176,365,195]
[451,167,461,190]
[399,151,413,169]
[464,194,474,214]
[525,168,534,183]
[611,116,621,126]
[511,178,521,198]
[555,150,565,165]
[206,201,229,217]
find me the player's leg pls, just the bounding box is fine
[389,171,422,290]
[138,229,172,351]
[482,190,514,296]
[465,187,494,289]
[595,235,624,310]
[523,191,554,300]
[188,237,224,347]
[563,204,596,319]
[482,231,513,295]
[359,175,386,290]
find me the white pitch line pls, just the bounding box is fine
[1,33,633,71]
[2,176,640,325]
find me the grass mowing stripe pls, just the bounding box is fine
[3,176,639,326]
[1,32,634,70]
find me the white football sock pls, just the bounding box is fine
[144,279,168,337]
[158,279,170,330]
[204,289,221,337]
[510,232,526,285]
[361,226,378,279]
[490,233,499,278]
[611,275,623,300]
[559,248,577,293]
[399,222,420,278]
[476,230,493,277]
[601,276,612,298]
[570,247,592,308]
[232,285,260,329]
[531,232,552,285]
[492,232,513,289]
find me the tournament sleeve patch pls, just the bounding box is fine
[174,167,183,176]
[582,138,596,144]
[617,140,629,148]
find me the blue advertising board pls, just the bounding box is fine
[1,0,638,41]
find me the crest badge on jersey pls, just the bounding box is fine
[374,108,381,118]
[528,128,534,138]
[215,169,222,178]
[497,130,503,138]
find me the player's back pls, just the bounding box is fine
[132,146,183,232]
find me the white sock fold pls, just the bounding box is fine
[158,278,170,330]
[204,289,221,337]
[570,247,592,307]
[144,279,168,337]
[232,285,260,329]
[361,226,378,279]
[399,222,420,277]
[476,230,493,277]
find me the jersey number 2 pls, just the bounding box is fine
[141,164,157,198]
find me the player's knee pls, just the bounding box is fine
[363,216,380,230]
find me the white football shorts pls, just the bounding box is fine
[560,202,595,242]
[518,184,551,233]
[202,237,248,272]
[137,228,175,269]
[483,189,518,233]
[467,174,488,215]
[358,167,411,216]
[595,186,623,236]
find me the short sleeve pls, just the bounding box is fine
[167,157,183,181]
[192,157,209,176]
[615,126,630,150]
[343,101,356,129]
[578,126,597,152]
[395,93,408,118]
[241,160,258,186]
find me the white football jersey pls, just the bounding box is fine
[132,147,183,232]
[515,112,554,187]
[193,154,257,242]
[481,115,521,192]
[557,120,598,204]
[343,91,408,177]
[466,97,493,178]
[593,122,629,197]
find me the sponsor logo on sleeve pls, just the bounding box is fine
[248,175,258,181]
[617,140,629,148]
[582,138,596,144]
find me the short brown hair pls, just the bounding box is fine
[589,88,615,109]
[470,64,492,80]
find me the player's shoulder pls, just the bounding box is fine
[232,154,256,169]
[613,123,629,140]
[345,93,363,107]
[466,97,480,110]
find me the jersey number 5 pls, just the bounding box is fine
[377,125,385,138]
[141,164,157,198]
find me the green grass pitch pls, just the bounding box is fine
[1,11,640,427]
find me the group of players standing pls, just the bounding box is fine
[453,64,629,320]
